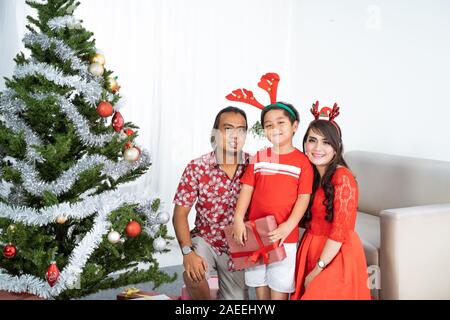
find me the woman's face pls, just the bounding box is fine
[304,128,336,168]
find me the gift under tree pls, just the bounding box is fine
[0,0,175,299]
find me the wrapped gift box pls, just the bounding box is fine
[117,288,179,300]
[0,290,46,300]
[180,275,218,300]
[223,215,287,270]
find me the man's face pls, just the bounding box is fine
[214,112,247,159]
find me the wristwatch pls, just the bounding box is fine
[181,245,194,256]
[317,259,327,270]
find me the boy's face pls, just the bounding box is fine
[215,112,247,158]
[263,109,298,147]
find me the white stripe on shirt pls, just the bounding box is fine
[254,168,300,179]
[254,162,301,175]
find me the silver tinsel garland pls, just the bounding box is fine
[0,186,159,226]
[0,91,115,156]
[33,92,115,147]
[48,15,80,31]
[7,185,28,207]
[0,91,44,163]
[0,191,163,299]
[4,150,151,197]
[14,61,102,106]
[0,180,13,201]
[23,33,93,79]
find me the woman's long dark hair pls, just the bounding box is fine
[301,120,350,227]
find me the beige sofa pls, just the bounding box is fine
[345,150,450,299]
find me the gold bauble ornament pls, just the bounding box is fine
[91,53,106,66]
[108,76,121,94]
[56,215,68,224]
[7,224,16,233]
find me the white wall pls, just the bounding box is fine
[1,0,449,266]
[288,0,450,162]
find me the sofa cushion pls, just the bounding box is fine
[355,211,380,268]
[345,151,450,217]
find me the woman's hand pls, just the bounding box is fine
[268,221,295,246]
[232,219,247,246]
[304,267,322,289]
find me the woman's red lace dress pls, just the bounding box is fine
[291,167,371,300]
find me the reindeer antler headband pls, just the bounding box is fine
[225,73,298,120]
[310,101,340,121]
[310,100,342,136]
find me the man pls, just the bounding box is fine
[172,106,249,300]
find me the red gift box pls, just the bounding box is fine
[223,215,287,270]
[0,290,46,300]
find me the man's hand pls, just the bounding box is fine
[183,251,208,283]
[232,219,247,246]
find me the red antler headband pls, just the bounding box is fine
[226,73,298,120]
[311,101,340,121]
[311,101,341,135]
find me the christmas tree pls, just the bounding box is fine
[0,0,175,299]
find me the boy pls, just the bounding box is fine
[232,102,313,300]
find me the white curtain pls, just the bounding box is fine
[0,0,31,84]
[71,0,296,245]
[2,0,450,266]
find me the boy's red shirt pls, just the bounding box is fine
[240,148,314,243]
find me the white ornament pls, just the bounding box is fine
[107,230,121,244]
[124,147,140,162]
[156,211,170,224]
[89,62,104,77]
[153,237,167,252]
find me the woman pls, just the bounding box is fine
[291,102,371,300]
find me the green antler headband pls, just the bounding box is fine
[264,102,297,120]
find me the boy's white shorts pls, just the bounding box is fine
[244,243,297,293]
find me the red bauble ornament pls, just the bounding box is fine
[3,243,16,259]
[124,141,134,150]
[123,128,136,150]
[96,101,114,117]
[124,128,135,136]
[46,262,60,287]
[112,111,124,132]
[125,220,141,238]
